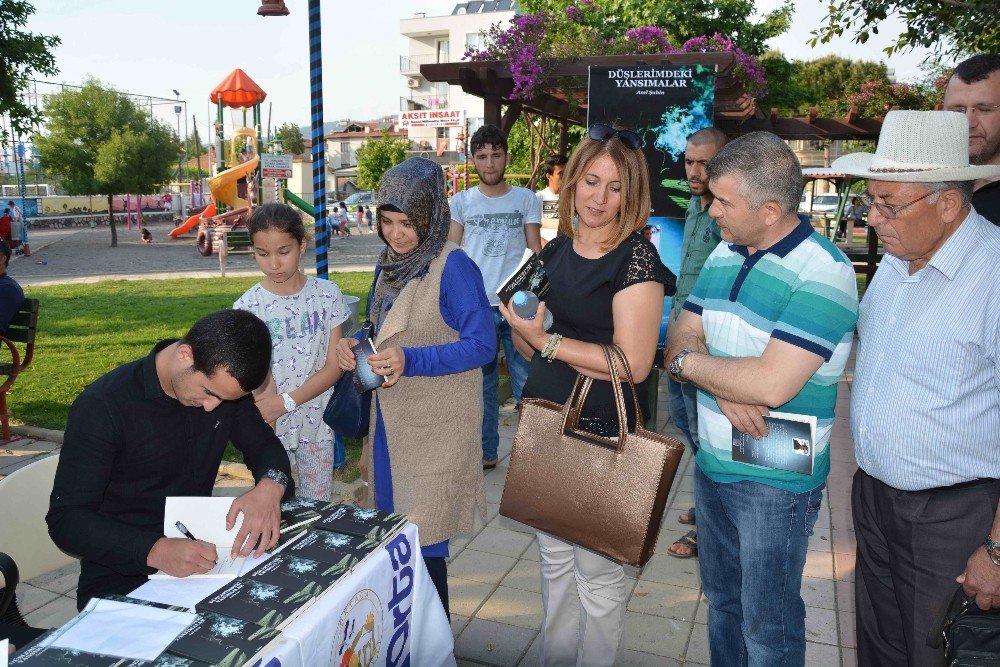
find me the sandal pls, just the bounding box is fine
[678,507,696,525]
[667,530,698,559]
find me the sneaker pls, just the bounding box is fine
[483,458,498,470]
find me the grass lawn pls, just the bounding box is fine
[10,272,374,479]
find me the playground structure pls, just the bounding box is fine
[168,68,318,256]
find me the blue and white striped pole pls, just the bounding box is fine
[308,0,328,280]
[14,139,29,254]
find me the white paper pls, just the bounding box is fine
[45,598,195,661]
[164,496,244,547]
[1,638,8,667]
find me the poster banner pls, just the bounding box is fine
[587,64,715,344]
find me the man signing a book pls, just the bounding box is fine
[665,132,858,666]
[47,310,295,609]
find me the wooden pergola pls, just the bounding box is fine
[420,52,884,144]
[422,52,884,280]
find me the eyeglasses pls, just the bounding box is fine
[858,190,936,220]
[587,124,642,150]
[944,103,1000,117]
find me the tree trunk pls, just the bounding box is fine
[108,193,118,248]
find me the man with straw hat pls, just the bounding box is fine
[833,110,1000,666]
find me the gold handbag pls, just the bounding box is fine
[499,344,685,567]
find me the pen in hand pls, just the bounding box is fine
[175,521,198,541]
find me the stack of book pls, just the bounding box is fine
[9,502,408,667]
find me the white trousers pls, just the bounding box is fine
[536,531,627,666]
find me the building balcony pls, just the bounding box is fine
[399,93,450,112]
[400,55,436,75]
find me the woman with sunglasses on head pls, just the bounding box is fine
[336,157,496,618]
[501,125,676,665]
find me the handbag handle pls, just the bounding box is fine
[563,344,647,432]
[359,265,381,338]
[559,345,627,447]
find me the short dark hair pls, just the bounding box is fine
[247,202,306,244]
[706,132,803,214]
[953,54,1000,84]
[0,238,10,264]
[470,124,507,154]
[543,154,568,176]
[179,310,272,392]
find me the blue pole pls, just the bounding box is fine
[14,140,28,254]
[308,0,328,280]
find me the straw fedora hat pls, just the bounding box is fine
[832,110,1000,182]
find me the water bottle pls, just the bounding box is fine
[512,290,553,330]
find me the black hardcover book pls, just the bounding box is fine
[165,612,280,667]
[100,594,191,613]
[284,528,378,567]
[313,503,406,541]
[196,578,306,629]
[245,553,351,594]
[278,496,334,533]
[148,656,211,667]
[496,249,549,306]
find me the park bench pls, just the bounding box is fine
[0,298,39,442]
[218,229,254,278]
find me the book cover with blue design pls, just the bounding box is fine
[731,411,817,475]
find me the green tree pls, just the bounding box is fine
[1,0,60,144]
[760,53,891,115]
[518,0,792,56]
[274,122,306,155]
[34,79,178,247]
[355,136,411,190]
[809,0,998,58]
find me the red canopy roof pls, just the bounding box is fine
[209,69,267,108]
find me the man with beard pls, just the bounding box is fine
[944,54,1000,223]
[667,127,728,559]
[449,124,541,469]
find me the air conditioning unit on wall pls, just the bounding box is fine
[406,78,420,89]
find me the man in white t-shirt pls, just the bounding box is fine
[535,154,567,243]
[449,124,541,469]
[7,200,23,252]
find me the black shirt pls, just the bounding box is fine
[0,274,23,335]
[522,233,676,436]
[973,180,1000,225]
[46,340,294,609]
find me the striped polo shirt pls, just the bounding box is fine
[683,219,859,492]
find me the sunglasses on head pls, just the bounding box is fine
[587,124,642,150]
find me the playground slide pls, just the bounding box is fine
[169,202,216,238]
[208,155,260,210]
[283,189,315,218]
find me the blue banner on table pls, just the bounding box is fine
[586,64,715,345]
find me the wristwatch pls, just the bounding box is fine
[264,468,290,491]
[984,536,1000,566]
[281,393,298,413]
[669,348,694,381]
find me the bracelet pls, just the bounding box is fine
[541,333,559,359]
[546,335,563,363]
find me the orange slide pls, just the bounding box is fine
[169,202,216,238]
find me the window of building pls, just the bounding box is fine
[465,32,483,53]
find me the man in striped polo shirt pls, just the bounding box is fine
[666,132,859,665]
[834,110,1000,666]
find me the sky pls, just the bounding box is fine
[25,0,941,140]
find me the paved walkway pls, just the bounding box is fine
[4,370,860,666]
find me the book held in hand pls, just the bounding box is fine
[496,248,549,307]
[313,503,407,541]
[164,612,280,667]
[731,411,818,475]
[351,337,386,392]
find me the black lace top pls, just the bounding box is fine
[521,232,676,436]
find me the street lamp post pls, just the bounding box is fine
[173,89,183,185]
